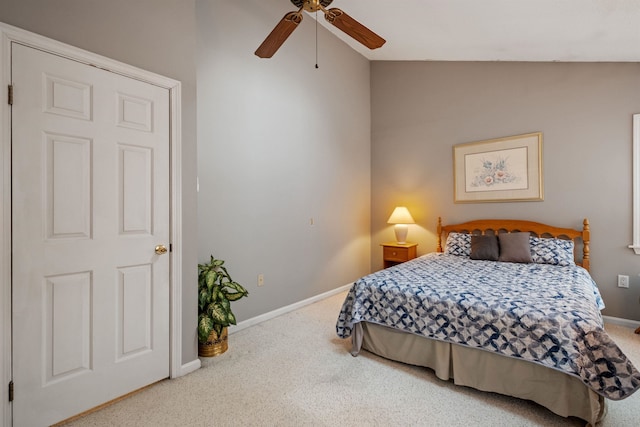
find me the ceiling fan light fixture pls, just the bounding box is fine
[291,0,333,12]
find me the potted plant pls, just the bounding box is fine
[198,255,249,357]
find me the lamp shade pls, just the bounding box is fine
[387,207,415,224]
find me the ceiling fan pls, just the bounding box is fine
[255,0,386,58]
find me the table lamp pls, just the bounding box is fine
[387,206,415,244]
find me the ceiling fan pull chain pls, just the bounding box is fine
[315,8,319,68]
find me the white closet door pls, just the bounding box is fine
[12,42,170,426]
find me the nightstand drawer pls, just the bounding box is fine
[383,246,410,262]
[381,242,418,269]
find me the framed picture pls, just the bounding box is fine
[453,132,543,203]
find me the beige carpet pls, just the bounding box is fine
[63,291,640,426]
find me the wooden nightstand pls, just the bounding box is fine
[381,242,418,268]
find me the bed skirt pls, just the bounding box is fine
[352,322,606,426]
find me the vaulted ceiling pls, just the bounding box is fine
[308,0,640,61]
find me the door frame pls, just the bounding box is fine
[0,22,189,426]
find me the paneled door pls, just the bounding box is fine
[11,43,170,426]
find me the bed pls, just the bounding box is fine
[336,218,640,426]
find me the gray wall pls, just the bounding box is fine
[371,61,640,321]
[0,0,200,363]
[196,0,371,320]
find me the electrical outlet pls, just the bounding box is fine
[257,274,264,287]
[617,274,629,288]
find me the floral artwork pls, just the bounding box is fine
[453,133,543,203]
[465,147,528,192]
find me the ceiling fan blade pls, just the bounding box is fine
[255,11,303,58]
[324,8,385,50]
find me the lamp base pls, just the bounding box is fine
[394,224,409,244]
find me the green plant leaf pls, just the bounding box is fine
[225,291,246,302]
[209,302,229,325]
[212,287,224,302]
[206,270,217,291]
[197,314,214,343]
[227,311,237,325]
[225,281,249,296]
[198,289,211,311]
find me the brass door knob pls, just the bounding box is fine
[155,245,168,255]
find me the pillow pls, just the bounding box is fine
[470,235,499,261]
[530,236,575,266]
[498,232,533,263]
[444,232,471,257]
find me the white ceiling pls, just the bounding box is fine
[309,0,640,61]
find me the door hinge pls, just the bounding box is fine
[8,381,13,402]
[8,85,13,105]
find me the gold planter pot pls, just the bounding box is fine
[198,327,229,357]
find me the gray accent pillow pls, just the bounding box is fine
[498,232,533,263]
[470,235,499,261]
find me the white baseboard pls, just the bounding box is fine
[603,315,640,329]
[229,283,353,334]
[175,358,201,378]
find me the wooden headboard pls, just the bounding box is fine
[436,217,591,271]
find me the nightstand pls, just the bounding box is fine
[381,242,418,269]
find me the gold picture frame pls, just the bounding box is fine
[453,132,543,203]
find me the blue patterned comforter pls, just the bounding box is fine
[336,253,640,400]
